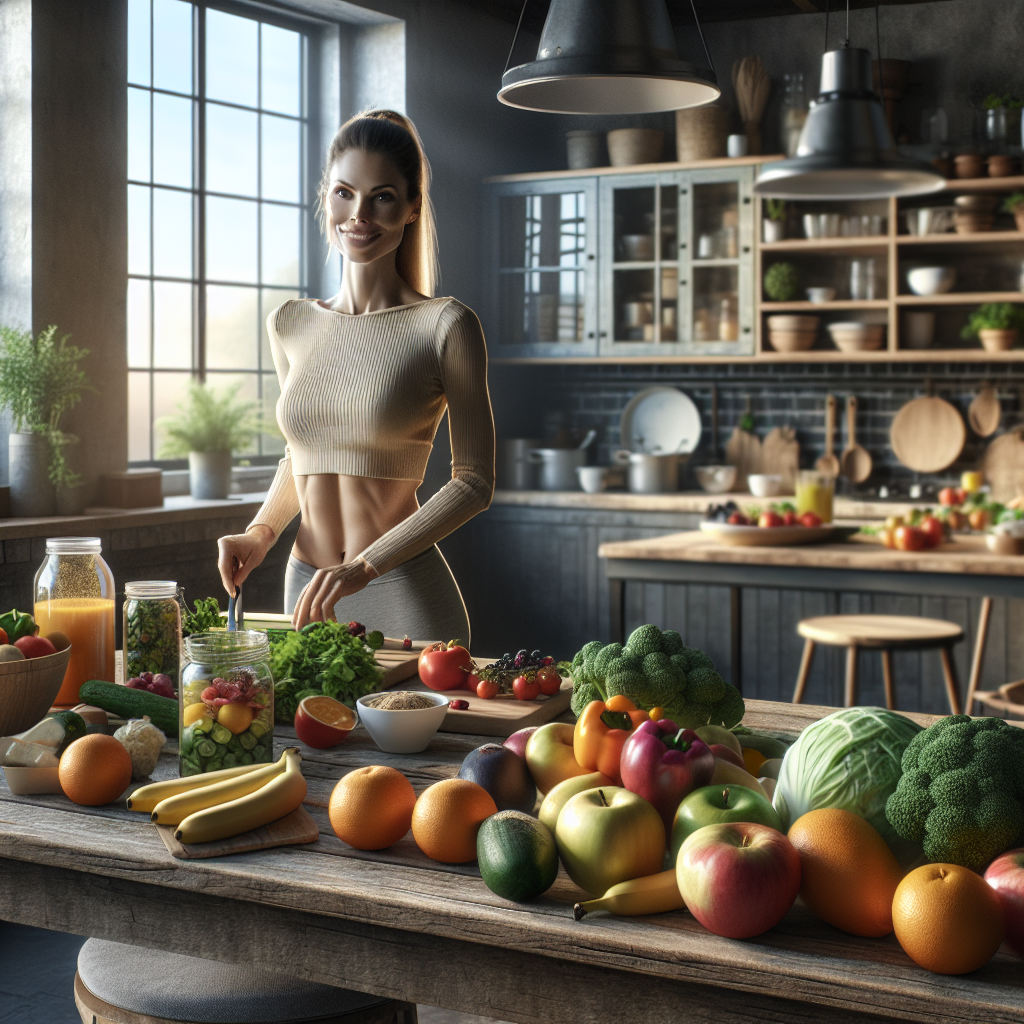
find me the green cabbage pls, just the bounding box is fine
[773,706,924,867]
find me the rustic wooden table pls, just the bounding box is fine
[0,700,1020,1024]
[598,531,1024,709]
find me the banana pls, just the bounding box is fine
[151,755,288,825]
[128,761,271,813]
[573,869,686,920]
[174,748,306,844]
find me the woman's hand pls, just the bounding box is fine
[217,526,274,597]
[291,559,378,629]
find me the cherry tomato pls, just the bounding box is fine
[449,699,469,710]
[894,524,926,551]
[968,508,990,532]
[919,514,945,549]
[727,512,749,525]
[512,675,541,701]
[759,510,784,528]
[535,665,561,696]
[799,511,822,528]
[476,678,499,699]
[418,640,472,690]
[782,510,798,526]
[939,487,957,507]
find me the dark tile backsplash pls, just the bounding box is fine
[492,361,1024,498]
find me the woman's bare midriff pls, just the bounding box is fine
[292,474,421,570]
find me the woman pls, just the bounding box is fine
[216,110,494,641]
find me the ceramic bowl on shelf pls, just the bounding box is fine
[748,474,784,498]
[768,330,817,352]
[767,315,820,331]
[694,465,737,494]
[576,466,609,494]
[953,194,999,212]
[806,288,837,304]
[355,692,450,754]
[827,322,885,352]
[620,234,655,261]
[904,207,955,236]
[907,266,956,296]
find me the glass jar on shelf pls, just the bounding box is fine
[123,581,181,692]
[180,630,274,777]
[781,73,808,158]
[33,537,116,706]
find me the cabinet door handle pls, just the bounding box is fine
[587,253,595,260]
[742,246,751,253]
[600,331,608,337]
[588,331,595,339]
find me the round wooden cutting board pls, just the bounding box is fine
[983,429,1024,502]
[890,396,966,473]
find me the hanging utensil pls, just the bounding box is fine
[732,56,770,155]
[576,428,597,450]
[890,383,966,473]
[968,384,1000,438]
[815,395,841,476]
[840,395,872,484]
[710,383,719,462]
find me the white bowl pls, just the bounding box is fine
[356,692,450,754]
[695,465,737,494]
[3,766,62,795]
[806,287,837,304]
[767,315,820,331]
[827,322,885,352]
[907,267,955,296]
[747,474,784,498]
[576,466,608,494]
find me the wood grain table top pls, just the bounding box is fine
[0,700,1019,1024]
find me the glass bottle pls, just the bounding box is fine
[180,631,274,777]
[33,537,116,707]
[123,581,182,691]
[781,73,808,158]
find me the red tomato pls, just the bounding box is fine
[799,511,822,528]
[782,510,798,526]
[0,627,7,646]
[919,514,945,549]
[512,675,541,701]
[894,525,926,552]
[13,635,56,659]
[417,641,472,691]
[727,512,749,525]
[759,510,784,528]
[476,678,499,699]
[535,665,562,696]
[938,487,957,507]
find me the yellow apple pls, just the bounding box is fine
[525,722,591,794]
[539,770,614,832]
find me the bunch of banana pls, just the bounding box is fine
[572,869,686,921]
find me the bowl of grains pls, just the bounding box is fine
[356,690,450,753]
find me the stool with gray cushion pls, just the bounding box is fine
[75,938,417,1024]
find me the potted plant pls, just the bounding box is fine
[0,325,91,517]
[1003,192,1024,233]
[763,199,787,242]
[961,303,1024,353]
[764,262,799,302]
[157,381,260,500]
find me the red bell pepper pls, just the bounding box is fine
[573,695,649,785]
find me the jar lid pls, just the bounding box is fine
[125,581,178,599]
[45,537,102,554]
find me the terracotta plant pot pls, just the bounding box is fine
[607,129,664,168]
[988,154,1015,178]
[978,328,1019,353]
[954,153,984,179]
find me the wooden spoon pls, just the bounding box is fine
[840,395,872,483]
[815,394,841,476]
[968,384,1000,438]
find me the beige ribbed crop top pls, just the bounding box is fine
[248,296,494,577]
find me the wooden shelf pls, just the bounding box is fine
[939,175,1024,192]
[761,237,890,252]
[897,231,1024,245]
[483,154,785,185]
[896,291,1024,305]
[761,300,889,311]
[493,348,1024,365]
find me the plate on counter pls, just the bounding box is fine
[620,386,701,455]
[699,521,859,547]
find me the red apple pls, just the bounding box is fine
[985,847,1024,958]
[708,743,745,770]
[503,726,537,760]
[676,821,801,938]
[14,635,57,659]
[525,722,591,794]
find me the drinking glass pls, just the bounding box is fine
[850,258,877,300]
[796,471,834,524]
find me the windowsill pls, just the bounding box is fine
[160,465,280,497]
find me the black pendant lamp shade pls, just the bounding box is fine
[497,0,720,115]
[755,47,944,199]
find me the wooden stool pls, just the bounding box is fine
[792,615,963,714]
[75,938,417,1024]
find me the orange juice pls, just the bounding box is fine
[34,598,116,706]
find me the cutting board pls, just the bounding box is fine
[983,429,1024,501]
[761,427,799,493]
[156,805,319,860]
[890,395,966,473]
[725,426,762,491]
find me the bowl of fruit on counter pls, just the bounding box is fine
[701,502,856,547]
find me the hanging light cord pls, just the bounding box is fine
[503,0,529,75]
[824,0,830,51]
[875,0,885,99]
[845,0,850,47]
[690,0,717,83]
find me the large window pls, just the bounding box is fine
[127,0,311,463]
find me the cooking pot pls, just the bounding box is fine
[614,450,680,494]
[529,448,587,491]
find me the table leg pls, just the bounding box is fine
[609,578,625,644]
[730,586,742,693]
[939,646,962,716]
[792,639,815,704]
[881,649,896,711]
[844,646,859,707]
[965,596,992,716]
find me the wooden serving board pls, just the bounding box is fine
[983,428,1024,502]
[760,426,799,493]
[156,805,319,860]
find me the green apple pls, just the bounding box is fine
[694,725,742,756]
[670,783,783,862]
[555,786,665,896]
[711,757,768,799]
[538,770,613,832]
[525,722,591,795]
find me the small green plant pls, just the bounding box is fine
[765,199,787,222]
[961,303,1024,340]
[764,262,799,302]
[0,324,92,487]
[1002,192,1024,214]
[157,380,261,457]
[982,93,1024,111]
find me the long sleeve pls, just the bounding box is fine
[356,302,495,576]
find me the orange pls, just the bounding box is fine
[216,703,254,734]
[788,808,903,937]
[328,766,416,850]
[183,703,212,728]
[892,863,1005,974]
[58,734,133,806]
[742,747,766,777]
[411,778,498,863]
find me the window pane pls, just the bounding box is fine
[206,196,257,283]
[260,371,285,456]
[206,9,257,108]
[260,115,300,203]
[127,0,150,87]
[206,285,258,369]
[127,279,152,368]
[128,185,151,276]
[128,87,151,182]
[261,205,300,286]
[206,103,257,197]
[153,188,192,278]
[152,92,192,188]
[205,372,259,456]
[153,281,193,368]
[128,371,152,462]
[152,0,192,95]
[261,24,300,116]
[152,371,193,456]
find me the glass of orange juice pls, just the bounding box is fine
[33,537,116,706]
[796,470,835,524]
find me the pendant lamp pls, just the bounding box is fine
[754,46,944,199]
[497,0,720,115]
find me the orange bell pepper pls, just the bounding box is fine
[573,695,649,785]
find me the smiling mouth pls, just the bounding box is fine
[340,229,381,244]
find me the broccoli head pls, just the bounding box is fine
[707,684,745,729]
[885,715,1024,872]
[685,667,726,706]
[659,629,684,656]
[570,681,602,718]
[675,646,715,674]
[625,624,662,659]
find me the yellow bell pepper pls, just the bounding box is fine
[573,696,649,785]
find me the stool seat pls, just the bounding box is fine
[797,615,963,649]
[76,939,412,1024]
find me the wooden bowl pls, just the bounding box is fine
[828,323,885,352]
[769,330,817,352]
[0,646,72,735]
[767,315,820,331]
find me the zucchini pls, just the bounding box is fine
[78,680,178,735]
[46,711,88,754]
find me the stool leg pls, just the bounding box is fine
[845,646,859,707]
[939,646,962,716]
[965,596,992,716]
[880,649,896,710]
[792,639,816,704]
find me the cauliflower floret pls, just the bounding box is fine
[114,716,167,780]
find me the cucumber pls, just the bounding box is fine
[78,680,178,735]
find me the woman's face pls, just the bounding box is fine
[326,148,419,265]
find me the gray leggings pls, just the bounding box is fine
[283,545,471,646]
